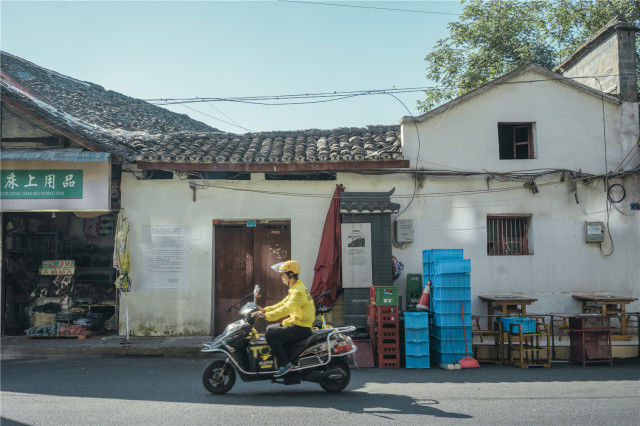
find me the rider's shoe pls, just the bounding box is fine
[273,363,295,377]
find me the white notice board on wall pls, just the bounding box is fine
[341,222,372,288]
[138,225,190,290]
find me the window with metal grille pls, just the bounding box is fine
[487,215,531,255]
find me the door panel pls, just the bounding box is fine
[214,226,253,335]
[253,224,291,310]
[213,222,290,335]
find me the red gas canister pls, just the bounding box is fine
[416,280,431,311]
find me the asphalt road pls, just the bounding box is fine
[1,356,639,425]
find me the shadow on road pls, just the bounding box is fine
[206,390,472,419]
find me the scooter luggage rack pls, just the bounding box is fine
[201,326,357,376]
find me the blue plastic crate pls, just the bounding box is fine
[406,355,430,369]
[500,317,536,334]
[432,300,471,314]
[422,249,464,263]
[430,274,471,288]
[405,327,429,342]
[422,273,433,286]
[432,259,471,275]
[430,325,472,341]
[432,337,468,353]
[433,352,466,364]
[432,312,472,327]
[431,286,471,301]
[422,264,431,276]
[405,341,430,356]
[404,312,429,329]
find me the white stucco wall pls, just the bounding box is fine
[120,70,640,336]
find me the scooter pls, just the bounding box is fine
[201,285,357,394]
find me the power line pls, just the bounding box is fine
[144,73,629,106]
[278,0,461,16]
[206,102,248,131]
[178,103,252,132]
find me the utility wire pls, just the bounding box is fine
[143,73,630,105]
[178,103,252,132]
[278,0,461,16]
[206,102,249,131]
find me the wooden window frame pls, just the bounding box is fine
[487,214,532,256]
[498,122,534,160]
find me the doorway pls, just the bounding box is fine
[212,221,291,335]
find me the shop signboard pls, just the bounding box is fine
[39,260,75,275]
[1,170,83,199]
[341,222,372,288]
[0,159,110,211]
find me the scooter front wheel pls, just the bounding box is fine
[203,359,236,394]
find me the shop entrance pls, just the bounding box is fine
[1,212,118,336]
[212,221,291,335]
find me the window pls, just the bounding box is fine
[187,171,250,180]
[498,123,534,159]
[143,170,173,179]
[487,215,531,255]
[265,172,336,181]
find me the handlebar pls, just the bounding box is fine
[225,291,254,313]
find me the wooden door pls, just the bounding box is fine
[213,222,290,335]
[253,224,291,310]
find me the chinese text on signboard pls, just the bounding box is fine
[39,260,75,276]
[1,170,83,199]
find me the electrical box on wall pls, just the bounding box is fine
[584,221,605,243]
[394,219,414,243]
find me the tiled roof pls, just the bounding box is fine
[1,51,404,166]
[135,125,402,164]
[1,51,217,161]
[340,189,400,214]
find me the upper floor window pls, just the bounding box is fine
[498,123,534,159]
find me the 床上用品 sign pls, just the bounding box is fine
[1,170,83,199]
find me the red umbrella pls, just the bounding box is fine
[311,184,345,307]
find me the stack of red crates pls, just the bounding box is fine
[367,304,400,368]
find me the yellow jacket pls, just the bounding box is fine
[264,280,315,328]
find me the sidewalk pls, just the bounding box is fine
[1,335,209,358]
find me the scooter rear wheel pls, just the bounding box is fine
[320,359,350,393]
[203,359,236,394]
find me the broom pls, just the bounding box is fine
[459,301,480,368]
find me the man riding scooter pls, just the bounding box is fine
[253,260,315,377]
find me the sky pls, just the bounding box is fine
[1,1,463,133]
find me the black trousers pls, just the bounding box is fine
[265,323,312,366]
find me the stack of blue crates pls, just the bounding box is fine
[404,312,430,368]
[422,249,472,365]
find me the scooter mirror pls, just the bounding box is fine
[253,285,261,301]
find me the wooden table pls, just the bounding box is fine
[479,295,538,317]
[572,294,638,341]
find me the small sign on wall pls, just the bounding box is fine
[138,225,190,290]
[341,222,372,288]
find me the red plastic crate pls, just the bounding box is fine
[375,309,399,325]
[377,352,401,368]
[377,341,400,355]
[377,323,399,338]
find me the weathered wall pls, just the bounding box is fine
[560,33,620,95]
[120,71,639,336]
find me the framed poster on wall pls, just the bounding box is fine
[341,222,372,288]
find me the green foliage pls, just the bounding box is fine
[419,0,640,112]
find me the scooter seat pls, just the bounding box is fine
[287,329,332,359]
